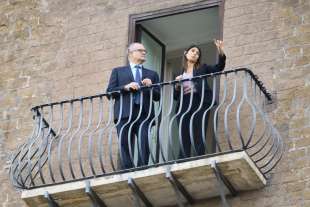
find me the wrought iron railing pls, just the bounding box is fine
[9,68,283,189]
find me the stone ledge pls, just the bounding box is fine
[22,151,266,207]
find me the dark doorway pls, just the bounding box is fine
[128,1,224,161]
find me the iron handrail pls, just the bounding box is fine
[31,68,272,110]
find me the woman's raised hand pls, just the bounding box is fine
[214,39,224,55]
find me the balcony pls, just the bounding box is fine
[9,68,283,207]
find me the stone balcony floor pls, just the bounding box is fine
[22,151,266,207]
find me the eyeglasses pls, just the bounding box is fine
[131,49,147,54]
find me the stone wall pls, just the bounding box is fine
[221,0,310,206]
[0,0,309,206]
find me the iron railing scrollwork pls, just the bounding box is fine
[9,68,283,189]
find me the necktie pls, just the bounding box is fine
[135,65,141,83]
[134,65,141,104]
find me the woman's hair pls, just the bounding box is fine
[182,44,202,71]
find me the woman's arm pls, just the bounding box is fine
[200,40,226,74]
[173,75,182,100]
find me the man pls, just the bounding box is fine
[106,42,160,169]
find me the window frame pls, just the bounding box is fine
[128,0,225,44]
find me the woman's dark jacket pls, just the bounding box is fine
[173,54,226,107]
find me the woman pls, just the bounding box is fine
[174,40,226,159]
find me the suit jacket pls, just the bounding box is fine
[106,65,160,122]
[174,54,226,107]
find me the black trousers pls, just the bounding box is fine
[116,106,151,169]
[177,94,210,159]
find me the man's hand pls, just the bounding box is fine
[214,39,224,55]
[124,82,140,91]
[141,78,152,87]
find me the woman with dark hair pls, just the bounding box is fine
[174,39,226,159]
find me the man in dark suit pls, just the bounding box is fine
[106,42,160,169]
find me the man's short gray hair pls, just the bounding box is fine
[127,42,141,54]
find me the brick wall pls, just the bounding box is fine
[220,0,310,206]
[0,0,309,206]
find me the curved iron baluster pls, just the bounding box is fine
[88,97,104,176]
[57,102,73,181]
[107,92,123,171]
[96,95,112,174]
[249,125,272,158]
[189,78,205,156]
[255,114,283,172]
[67,100,84,179]
[48,104,64,183]
[26,108,43,187]
[254,128,276,164]
[147,87,161,164]
[236,73,247,149]
[202,76,217,154]
[178,81,195,158]
[25,113,44,185]
[9,143,26,188]
[168,83,184,159]
[138,88,153,166]
[10,108,38,188]
[261,129,284,174]
[37,106,53,185]
[78,98,94,177]
[247,85,270,153]
[247,112,268,150]
[245,78,283,175]
[224,73,237,150]
[149,85,165,162]
[161,84,176,161]
[213,75,228,152]
[11,109,38,188]
[243,73,257,148]
[118,93,134,169]
[128,91,144,167]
